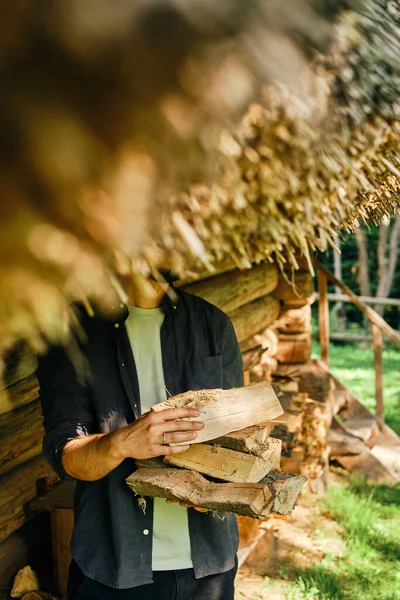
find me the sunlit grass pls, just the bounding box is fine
[277,477,400,600]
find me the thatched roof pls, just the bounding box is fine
[0,0,399,353]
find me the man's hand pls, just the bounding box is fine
[112,407,204,460]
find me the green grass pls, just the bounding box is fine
[312,342,400,435]
[280,477,400,600]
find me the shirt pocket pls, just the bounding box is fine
[183,355,223,390]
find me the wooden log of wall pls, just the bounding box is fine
[274,333,312,364]
[0,400,43,476]
[274,305,311,334]
[0,342,37,394]
[0,377,38,416]
[0,455,58,542]
[273,272,315,308]
[229,296,280,343]
[183,263,279,314]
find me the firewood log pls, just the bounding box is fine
[164,444,272,483]
[229,296,280,343]
[126,468,306,518]
[328,420,366,456]
[151,381,283,445]
[209,426,281,467]
[183,263,278,314]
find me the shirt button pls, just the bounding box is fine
[121,363,125,367]
[114,323,120,328]
[143,529,149,536]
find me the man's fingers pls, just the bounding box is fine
[161,419,204,433]
[151,407,201,421]
[163,431,198,444]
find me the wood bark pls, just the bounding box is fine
[164,443,272,483]
[152,382,283,445]
[272,272,315,308]
[183,263,279,314]
[0,455,58,542]
[209,427,281,467]
[126,468,306,518]
[274,333,312,364]
[275,305,311,334]
[0,376,39,416]
[259,471,307,516]
[229,295,280,343]
[0,399,43,475]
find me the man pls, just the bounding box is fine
[38,269,243,600]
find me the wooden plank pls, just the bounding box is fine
[229,295,280,343]
[51,509,74,598]
[243,369,250,386]
[313,260,400,347]
[164,443,272,483]
[317,270,330,366]
[209,427,281,467]
[127,468,275,518]
[315,292,400,307]
[372,324,384,426]
[0,399,43,475]
[151,381,283,446]
[0,455,58,542]
[126,468,306,518]
[183,263,279,314]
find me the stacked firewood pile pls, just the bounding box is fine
[127,382,307,519]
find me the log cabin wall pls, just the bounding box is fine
[0,344,55,597]
[0,258,329,593]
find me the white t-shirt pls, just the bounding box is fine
[125,305,193,571]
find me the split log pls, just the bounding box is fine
[251,353,278,381]
[229,296,280,343]
[241,328,278,355]
[209,426,281,467]
[0,377,39,416]
[164,444,272,483]
[0,455,58,542]
[274,333,312,364]
[183,263,279,314]
[275,305,311,334]
[273,272,315,308]
[152,381,283,445]
[126,468,306,518]
[275,360,332,405]
[260,471,307,516]
[0,400,43,475]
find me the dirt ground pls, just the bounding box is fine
[234,494,345,600]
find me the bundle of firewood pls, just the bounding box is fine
[126,382,307,519]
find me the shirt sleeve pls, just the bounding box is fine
[37,342,95,480]
[221,316,244,389]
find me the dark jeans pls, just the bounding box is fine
[68,559,237,600]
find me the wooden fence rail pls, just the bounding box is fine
[314,259,400,427]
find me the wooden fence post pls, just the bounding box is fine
[372,324,384,427]
[318,270,330,367]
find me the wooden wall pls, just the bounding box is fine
[0,258,321,589]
